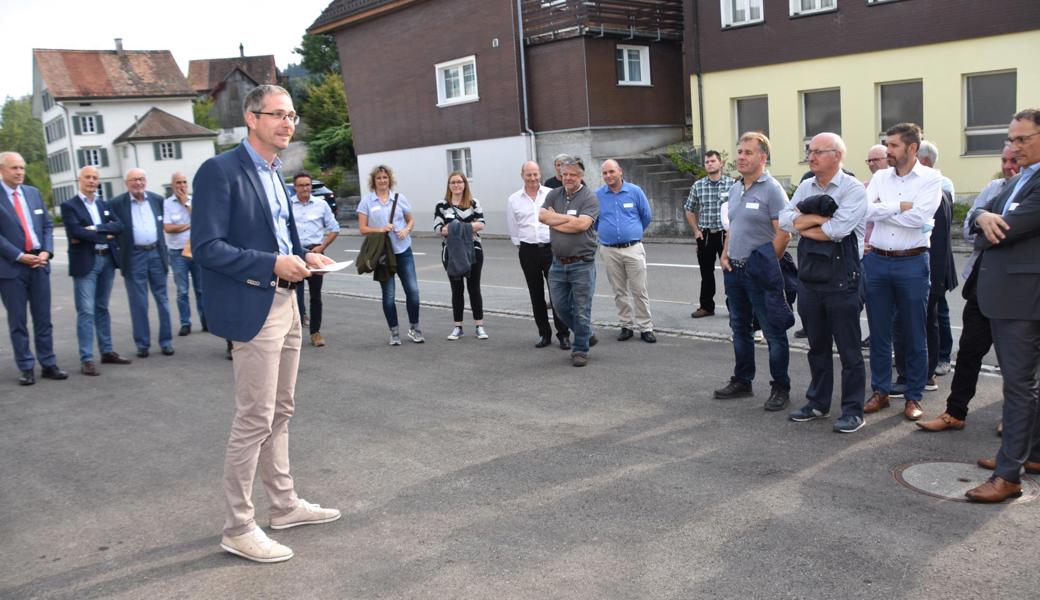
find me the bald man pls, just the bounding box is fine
[110,168,173,357]
[164,171,206,336]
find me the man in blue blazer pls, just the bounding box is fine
[0,151,67,385]
[110,168,173,357]
[61,166,132,375]
[193,84,339,563]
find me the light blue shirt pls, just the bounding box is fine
[1,181,41,255]
[1003,163,1040,216]
[243,140,292,255]
[129,194,158,246]
[357,192,413,255]
[781,169,867,257]
[163,195,192,250]
[291,196,340,247]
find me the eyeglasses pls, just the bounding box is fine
[127,177,146,183]
[865,157,886,164]
[252,110,300,126]
[805,149,838,157]
[1007,131,1040,145]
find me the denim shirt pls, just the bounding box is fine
[242,140,292,255]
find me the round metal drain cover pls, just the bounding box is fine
[893,461,1040,503]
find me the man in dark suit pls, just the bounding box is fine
[61,166,132,376]
[0,151,67,385]
[193,84,339,563]
[965,108,1040,502]
[110,168,173,357]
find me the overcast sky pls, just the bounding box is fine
[2,0,336,102]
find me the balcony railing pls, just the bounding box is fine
[522,0,684,45]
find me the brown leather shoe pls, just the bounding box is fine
[691,308,714,318]
[976,457,1040,475]
[904,400,924,421]
[100,352,131,365]
[916,412,965,431]
[81,361,99,376]
[310,332,326,347]
[965,476,1023,503]
[864,391,890,414]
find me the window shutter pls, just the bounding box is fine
[77,149,86,168]
[104,183,113,198]
[174,142,182,159]
[95,115,104,134]
[100,149,109,167]
[153,143,161,161]
[73,116,82,135]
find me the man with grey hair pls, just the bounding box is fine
[194,84,340,561]
[781,133,868,432]
[544,153,569,189]
[110,168,173,357]
[164,171,205,336]
[540,156,600,366]
[917,140,955,374]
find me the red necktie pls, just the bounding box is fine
[11,190,33,252]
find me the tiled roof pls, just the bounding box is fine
[33,49,195,99]
[186,55,278,94]
[112,108,217,143]
[309,0,425,33]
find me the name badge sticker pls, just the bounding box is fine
[567,209,578,216]
[746,202,760,210]
[370,205,382,212]
[1009,202,1020,212]
[623,202,634,209]
[157,215,163,221]
[34,209,44,215]
[104,210,110,215]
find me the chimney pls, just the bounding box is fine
[239,43,244,58]
[115,38,123,51]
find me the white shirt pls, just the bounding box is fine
[864,160,942,251]
[80,193,107,250]
[506,185,552,245]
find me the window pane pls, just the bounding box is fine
[732,0,745,22]
[444,68,460,99]
[627,50,641,82]
[737,97,769,137]
[749,0,761,20]
[616,49,625,81]
[966,132,1008,154]
[880,81,923,132]
[462,63,476,96]
[804,89,841,138]
[967,72,1016,128]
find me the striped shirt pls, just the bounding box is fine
[434,199,486,244]
[685,174,736,231]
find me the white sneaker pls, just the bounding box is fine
[935,361,952,376]
[475,325,489,340]
[389,331,401,346]
[270,499,342,530]
[220,527,293,563]
[408,328,425,343]
[753,330,764,343]
[447,326,463,340]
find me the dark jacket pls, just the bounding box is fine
[109,190,169,276]
[929,190,958,295]
[747,241,795,331]
[356,231,397,283]
[443,220,474,278]
[0,184,53,279]
[795,194,861,292]
[60,195,124,277]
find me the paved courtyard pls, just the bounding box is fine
[0,236,1033,599]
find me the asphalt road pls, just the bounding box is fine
[0,235,1031,599]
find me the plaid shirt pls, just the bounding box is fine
[684,174,736,231]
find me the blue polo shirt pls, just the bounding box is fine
[594,181,652,245]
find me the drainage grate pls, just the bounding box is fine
[893,461,1040,503]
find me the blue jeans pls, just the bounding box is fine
[548,259,596,354]
[379,247,420,329]
[723,265,790,389]
[864,252,929,400]
[73,254,116,363]
[169,250,205,329]
[126,248,173,350]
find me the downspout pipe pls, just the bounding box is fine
[516,0,536,162]
[692,0,706,157]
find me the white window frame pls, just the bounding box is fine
[80,115,98,135]
[446,148,473,179]
[158,142,177,160]
[435,56,479,108]
[963,70,1017,156]
[616,45,651,87]
[789,0,835,17]
[83,148,103,167]
[721,0,764,28]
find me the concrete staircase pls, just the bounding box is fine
[615,155,695,238]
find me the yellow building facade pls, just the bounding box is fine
[690,31,1040,197]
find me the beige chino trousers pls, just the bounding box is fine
[223,287,302,536]
[599,243,653,332]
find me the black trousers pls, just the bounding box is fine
[944,292,992,420]
[797,284,866,418]
[450,246,484,323]
[518,242,569,338]
[695,229,725,312]
[296,245,325,335]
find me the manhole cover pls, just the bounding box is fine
[893,461,1040,503]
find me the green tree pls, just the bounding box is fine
[192,96,220,130]
[0,96,45,163]
[293,34,340,75]
[301,73,349,134]
[307,122,355,170]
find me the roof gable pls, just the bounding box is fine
[186,55,278,93]
[33,49,195,100]
[112,107,218,143]
[309,0,428,33]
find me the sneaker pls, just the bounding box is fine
[924,377,938,391]
[475,325,489,340]
[753,330,765,343]
[447,326,463,340]
[389,331,401,346]
[408,328,425,343]
[934,361,952,376]
[220,527,293,563]
[789,405,829,422]
[889,382,907,399]
[270,499,342,530]
[301,314,310,328]
[713,379,753,400]
[764,386,790,411]
[833,414,865,433]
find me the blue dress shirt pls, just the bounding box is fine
[594,181,652,245]
[243,139,292,255]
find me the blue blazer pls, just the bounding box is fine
[109,191,169,276]
[0,184,53,279]
[192,143,305,342]
[60,195,124,277]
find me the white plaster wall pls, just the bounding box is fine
[114,139,215,196]
[357,136,531,236]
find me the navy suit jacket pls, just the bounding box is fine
[109,191,169,276]
[971,167,1040,320]
[0,184,53,279]
[192,143,305,342]
[60,195,125,277]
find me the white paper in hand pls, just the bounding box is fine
[308,260,353,274]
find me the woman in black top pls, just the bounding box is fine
[434,172,487,340]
